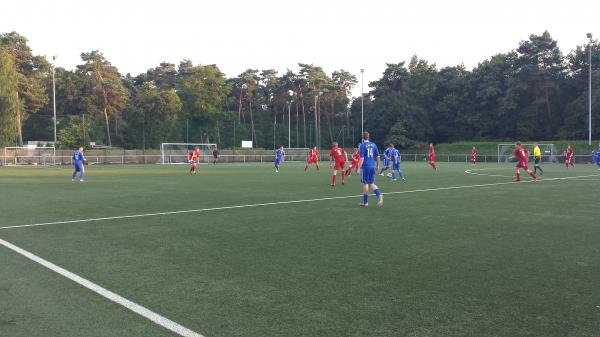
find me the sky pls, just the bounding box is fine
[1,0,597,97]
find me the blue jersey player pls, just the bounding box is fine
[358,132,383,207]
[275,145,285,172]
[597,145,600,169]
[71,146,86,181]
[389,144,405,182]
[379,146,392,176]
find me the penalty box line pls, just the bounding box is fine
[0,237,205,337]
[2,174,598,231]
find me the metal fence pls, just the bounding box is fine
[2,150,598,166]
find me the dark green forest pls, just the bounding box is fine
[0,31,598,150]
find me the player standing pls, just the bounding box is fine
[358,132,383,207]
[510,142,538,182]
[212,147,219,164]
[564,145,574,168]
[471,146,477,167]
[345,144,361,176]
[188,146,200,175]
[389,144,405,182]
[329,142,348,186]
[533,143,544,175]
[305,146,320,171]
[275,145,285,172]
[597,144,600,169]
[71,146,86,182]
[428,143,437,171]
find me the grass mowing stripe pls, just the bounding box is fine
[0,237,205,337]
[2,174,598,231]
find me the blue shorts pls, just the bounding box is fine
[275,159,282,165]
[361,167,376,184]
[74,163,83,171]
[393,162,401,170]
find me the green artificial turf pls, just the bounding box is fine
[1,162,599,337]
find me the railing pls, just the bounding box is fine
[1,154,598,166]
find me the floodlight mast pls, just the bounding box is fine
[52,56,57,146]
[587,33,593,146]
[360,68,364,136]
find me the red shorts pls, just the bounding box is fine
[334,160,345,170]
[308,157,318,164]
[515,161,528,170]
[429,156,435,162]
[471,157,476,163]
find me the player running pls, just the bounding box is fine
[379,145,392,176]
[329,142,348,186]
[188,146,200,175]
[305,146,320,171]
[510,142,538,182]
[389,144,405,182]
[345,144,361,176]
[533,143,543,175]
[358,132,383,207]
[471,146,477,167]
[564,145,574,168]
[428,143,437,171]
[71,146,86,182]
[275,145,285,172]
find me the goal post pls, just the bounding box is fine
[2,146,56,166]
[280,148,311,162]
[160,143,217,164]
[497,143,557,163]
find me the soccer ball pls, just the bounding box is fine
[386,173,392,177]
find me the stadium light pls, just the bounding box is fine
[587,33,593,146]
[52,56,57,147]
[360,69,364,136]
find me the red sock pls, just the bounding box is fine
[341,171,346,184]
[516,173,521,181]
[332,174,336,185]
[529,172,536,178]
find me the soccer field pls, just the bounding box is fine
[1,162,599,337]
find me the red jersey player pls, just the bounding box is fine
[305,146,320,171]
[510,142,537,182]
[471,146,477,167]
[345,144,361,176]
[564,145,574,168]
[188,146,200,175]
[329,142,348,186]
[428,143,437,171]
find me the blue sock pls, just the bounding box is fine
[374,189,381,198]
[399,170,405,179]
[80,171,84,180]
[391,171,396,180]
[363,194,368,204]
[72,170,77,179]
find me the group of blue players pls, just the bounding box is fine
[378,143,406,182]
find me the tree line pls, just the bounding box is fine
[0,30,598,150]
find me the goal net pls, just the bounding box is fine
[161,143,217,164]
[281,148,311,162]
[2,146,56,166]
[497,143,558,163]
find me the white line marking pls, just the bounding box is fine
[0,237,204,337]
[2,174,598,231]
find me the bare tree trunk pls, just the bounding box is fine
[238,88,244,123]
[313,87,318,148]
[299,89,306,148]
[328,100,334,144]
[249,100,256,147]
[295,99,299,148]
[15,91,23,146]
[102,92,112,146]
[544,86,552,137]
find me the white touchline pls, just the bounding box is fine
[0,237,205,337]
[2,173,599,231]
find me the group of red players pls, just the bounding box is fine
[304,144,362,186]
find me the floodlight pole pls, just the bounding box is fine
[52,56,57,146]
[360,68,364,136]
[288,90,293,148]
[588,33,593,146]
